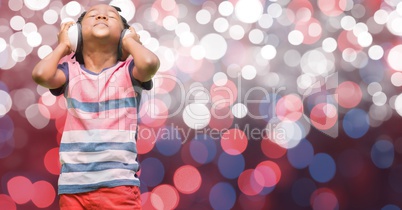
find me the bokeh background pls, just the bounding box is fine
[1,0,402,209]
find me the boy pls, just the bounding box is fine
[32,4,160,210]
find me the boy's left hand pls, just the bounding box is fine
[121,27,142,60]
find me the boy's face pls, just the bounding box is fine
[80,4,124,44]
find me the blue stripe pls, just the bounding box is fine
[58,179,140,195]
[66,97,137,112]
[61,161,139,173]
[60,142,136,153]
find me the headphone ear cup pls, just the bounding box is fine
[117,29,131,61]
[67,23,82,53]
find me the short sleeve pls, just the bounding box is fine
[128,59,153,91]
[49,62,69,96]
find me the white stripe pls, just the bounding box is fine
[60,150,137,164]
[58,168,136,185]
[61,129,137,143]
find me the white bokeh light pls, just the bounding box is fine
[218,1,234,17]
[110,0,136,22]
[196,9,211,25]
[232,103,248,118]
[43,9,58,24]
[0,90,12,117]
[387,45,402,71]
[288,30,304,45]
[37,45,52,59]
[200,33,227,60]
[213,72,228,86]
[261,45,277,60]
[183,103,211,129]
[241,65,257,80]
[24,0,50,11]
[163,16,178,31]
[214,17,229,33]
[235,0,263,23]
[27,32,42,47]
[65,1,81,17]
[322,37,337,52]
[229,25,245,40]
[249,29,264,44]
[10,16,25,31]
[368,45,384,60]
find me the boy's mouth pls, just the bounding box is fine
[94,22,108,27]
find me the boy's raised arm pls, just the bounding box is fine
[32,22,74,89]
[122,27,160,82]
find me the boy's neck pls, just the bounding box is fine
[82,47,118,74]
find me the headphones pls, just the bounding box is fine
[67,7,130,64]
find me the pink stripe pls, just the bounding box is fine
[63,108,138,131]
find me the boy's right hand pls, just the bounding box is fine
[58,21,75,56]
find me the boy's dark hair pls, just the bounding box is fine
[73,6,130,64]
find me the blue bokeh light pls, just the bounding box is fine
[217,153,245,179]
[190,134,217,164]
[139,157,165,187]
[371,140,394,169]
[309,153,336,183]
[209,182,236,210]
[343,108,370,139]
[155,126,182,156]
[287,139,314,169]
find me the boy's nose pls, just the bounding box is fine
[95,15,107,20]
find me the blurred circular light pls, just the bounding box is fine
[311,188,339,210]
[322,37,337,52]
[288,30,304,45]
[218,1,234,16]
[357,31,373,47]
[371,140,394,169]
[196,9,211,24]
[232,103,248,118]
[43,9,58,24]
[343,108,370,139]
[24,0,50,11]
[336,81,362,108]
[309,153,336,183]
[238,169,264,195]
[200,33,227,60]
[110,0,136,22]
[261,44,277,60]
[9,0,23,11]
[0,194,16,210]
[221,128,248,155]
[151,185,179,210]
[213,72,228,86]
[209,182,236,210]
[140,157,165,187]
[368,45,384,60]
[7,176,33,204]
[309,103,338,130]
[214,17,229,33]
[0,90,12,117]
[235,0,263,23]
[25,104,50,129]
[37,45,53,59]
[249,29,264,44]
[31,181,56,208]
[340,15,356,30]
[258,14,274,29]
[183,103,210,129]
[27,32,42,47]
[394,94,402,116]
[163,15,178,31]
[173,165,201,194]
[287,139,314,169]
[229,25,245,40]
[267,3,283,18]
[65,1,81,16]
[241,65,257,80]
[391,72,402,87]
[387,45,402,71]
[10,16,25,31]
[372,92,387,106]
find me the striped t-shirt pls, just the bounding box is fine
[50,58,152,194]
